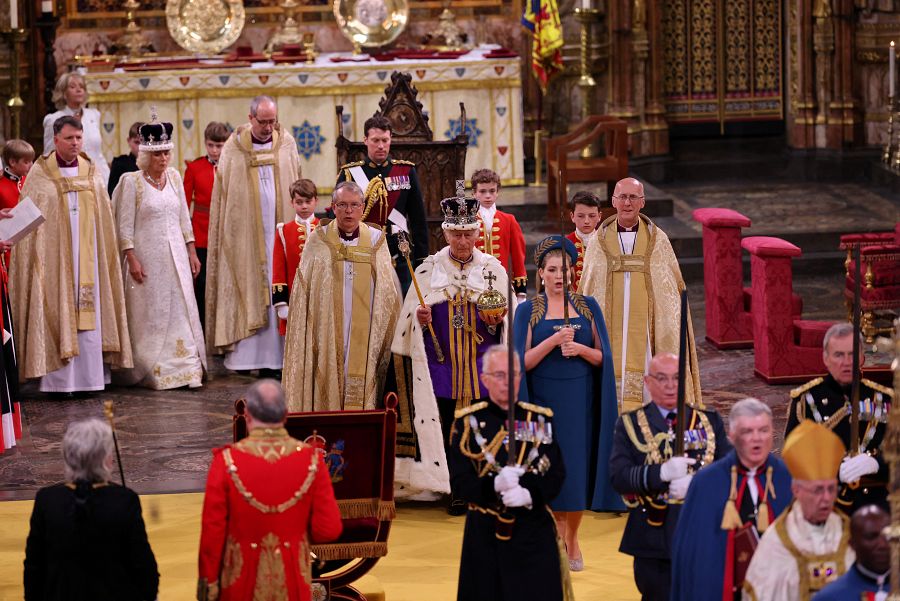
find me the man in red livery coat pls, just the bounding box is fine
[197,379,342,601]
[565,191,602,291]
[183,122,229,328]
[272,178,319,335]
[470,168,527,297]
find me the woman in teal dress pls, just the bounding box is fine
[514,235,622,572]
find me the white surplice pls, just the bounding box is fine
[224,140,285,371]
[40,164,109,392]
[113,170,206,389]
[743,503,854,601]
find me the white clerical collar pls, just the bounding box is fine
[479,205,497,223]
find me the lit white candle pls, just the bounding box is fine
[9,0,18,29]
[581,0,590,9]
[888,41,897,98]
[41,0,52,13]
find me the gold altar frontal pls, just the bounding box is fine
[82,49,525,188]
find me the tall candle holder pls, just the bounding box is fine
[573,7,602,158]
[2,28,28,140]
[121,0,147,58]
[884,95,895,165]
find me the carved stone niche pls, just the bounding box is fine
[335,71,468,252]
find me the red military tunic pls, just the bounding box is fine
[476,209,527,294]
[198,428,342,601]
[0,170,23,210]
[566,231,590,291]
[183,156,215,249]
[272,216,319,335]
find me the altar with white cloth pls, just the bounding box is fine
[81,46,524,188]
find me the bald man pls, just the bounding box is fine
[578,177,700,412]
[205,95,301,377]
[813,505,891,599]
[610,352,730,601]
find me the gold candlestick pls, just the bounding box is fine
[121,0,147,58]
[3,29,27,140]
[884,95,895,164]
[573,7,603,158]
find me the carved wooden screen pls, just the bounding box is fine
[662,0,783,128]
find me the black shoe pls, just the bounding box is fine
[47,392,75,400]
[447,497,467,516]
[258,368,282,380]
[234,369,252,376]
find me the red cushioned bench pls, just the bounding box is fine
[741,236,834,384]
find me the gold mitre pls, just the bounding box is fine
[781,421,845,481]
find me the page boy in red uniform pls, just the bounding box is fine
[0,139,34,210]
[566,190,602,291]
[471,168,527,298]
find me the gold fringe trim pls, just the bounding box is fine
[310,542,388,561]
[336,498,396,521]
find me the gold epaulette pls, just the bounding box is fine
[790,377,823,399]
[863,378,895,398]
[518,401,553,417]
[339,160,365,170]
[455,401,488,419]
[392,159,415,166]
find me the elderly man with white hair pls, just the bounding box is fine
[785,322,893,513]
[24,418,159,601]
[391,191,513,513]
[670,398,793,601]
[282,180,400,413]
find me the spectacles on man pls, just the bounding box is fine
[333,202,363,211]
[614,194,644,204]
[646,373,678,385]
[253,117,278,127]
[483,371,521,381]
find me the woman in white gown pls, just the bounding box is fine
[43,73,111,186]
[112,114,207,389]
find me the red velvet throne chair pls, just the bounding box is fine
[741,236,834,383]
[839,224,900,343]
[233,394,398,601]
[692,208,801,349]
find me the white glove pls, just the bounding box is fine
[668,474,693,500]
[660,457,696,482]
[839,454,879,483]
[500,485,533,509]
[276,305,289,320]
[494,465,525,493]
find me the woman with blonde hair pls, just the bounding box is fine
[42,72,110,184]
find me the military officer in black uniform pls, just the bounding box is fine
[335,114,429,293]
[785,322,893,513]
[448,344,568,601]
[609,352,731,601]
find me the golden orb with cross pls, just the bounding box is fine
[476,269,507,323]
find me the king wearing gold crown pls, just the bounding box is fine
[742,421,854,601]
[391,183,515,513]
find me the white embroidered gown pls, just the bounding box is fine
[113,169,206,389]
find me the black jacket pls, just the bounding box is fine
[448,400,566,601]
[108,153,138,197]
[24,482,159,601]
[609,403,731,559]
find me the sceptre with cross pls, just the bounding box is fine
[397,231,444,363]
